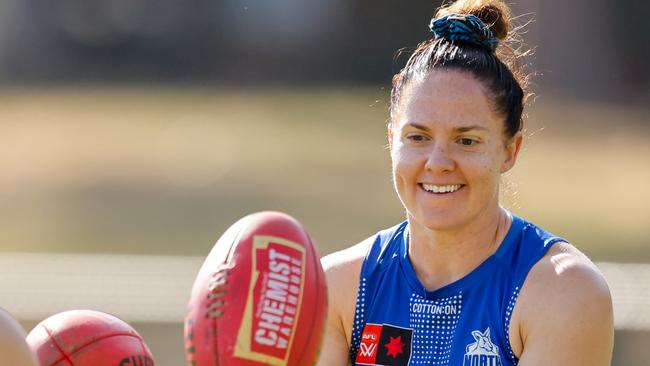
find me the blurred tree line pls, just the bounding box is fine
[0,0,647,103]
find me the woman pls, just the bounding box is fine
[317,0,614,365]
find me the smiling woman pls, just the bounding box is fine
[317,1,614,366]
[389,70,518,232]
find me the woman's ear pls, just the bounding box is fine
[501,131,523,173]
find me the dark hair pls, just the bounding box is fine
[390,0,530,139]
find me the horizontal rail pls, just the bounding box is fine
[0,253,647,330]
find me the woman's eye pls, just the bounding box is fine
[458,138,478,146]
[406,134,428,142]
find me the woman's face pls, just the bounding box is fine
[389,69,522,231]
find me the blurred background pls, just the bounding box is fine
[0,0,648,364]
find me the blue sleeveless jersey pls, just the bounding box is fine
[350,215,564,366]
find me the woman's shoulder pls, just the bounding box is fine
[509,241,614,361]
[512,215,609,293]
[319,236,376,344]
[536,242,608,282]
[321,236,374,286]
[321,220,406,279]
[527,242,611,310]
[315,222,403,364]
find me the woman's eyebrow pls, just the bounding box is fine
[404,122,431,131]
[404,123,489,133]
[455,125,489,133]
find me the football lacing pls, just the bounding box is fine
[206,264,232,318]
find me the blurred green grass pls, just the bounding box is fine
[0,86,648,262]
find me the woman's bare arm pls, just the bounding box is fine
[317,240,371,366]
[512,243,614,366]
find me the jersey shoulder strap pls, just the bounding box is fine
[359,220,408,279]
[494,216,566,284]
[494,215,566,364]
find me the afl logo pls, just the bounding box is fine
[463,328,502,366]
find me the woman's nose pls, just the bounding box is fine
[424,142,455,173]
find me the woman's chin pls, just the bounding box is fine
[409,212,466,232]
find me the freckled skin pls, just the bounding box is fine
[389,69,520,232]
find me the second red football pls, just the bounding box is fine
[26,309,154,366]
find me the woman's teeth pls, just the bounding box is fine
[421,184,462,193]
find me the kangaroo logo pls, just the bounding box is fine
[463,328,502,366]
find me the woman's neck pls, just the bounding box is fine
[407,206,512,292]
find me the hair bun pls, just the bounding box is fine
[430,14,499,52]
[435,0,511,41]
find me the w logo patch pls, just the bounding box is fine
[463,328,502,366]
[359,341,377,358]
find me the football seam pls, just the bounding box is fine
[45,330,145,365]
[211,214,252,365]
[42,324,75,366]
[137,336,154,364]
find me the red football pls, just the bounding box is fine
[184,211,328,366]
[26,310,155,366]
